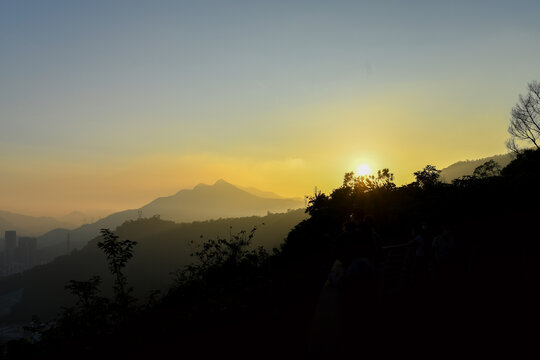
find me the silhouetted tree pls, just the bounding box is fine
[472,160,501,178]
[55,276,110,338]
[341,168,396,195]
[173,226,267,287]
[98,228,138,313]
[64,276,107,312]
[506,80,540,153]
[29,229,139,350]
[414,165,441,188]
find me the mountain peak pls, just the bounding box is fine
[214,179,231,186]
[191,179,233,192]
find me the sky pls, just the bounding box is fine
[1,0,539,217]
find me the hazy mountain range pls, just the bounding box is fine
[1,153,514,242]
[0,211,76,237]
[1,154,515,244]
[0,211,108,238]
[0,180,305,321]
[0,180,303,264]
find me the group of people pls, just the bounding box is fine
[327,214,459,299]
[412,222,458,287]
[309,214,460,356]
[309,213,382,356]
[329,213,381,294]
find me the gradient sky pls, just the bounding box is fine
[1,0,539,217]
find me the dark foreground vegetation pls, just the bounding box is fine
[2,149,540,358]
[0,210,307,323]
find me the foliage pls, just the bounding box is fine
[64,276,105,311]
[342,168,396,194]
[97,228,138,311]
[37,229,138,346]
[413,165,441,188]
[172,226,268,288]
[472,160,501,178]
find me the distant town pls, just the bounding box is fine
[1,231,38,276]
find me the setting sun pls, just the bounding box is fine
[356,164,372,176]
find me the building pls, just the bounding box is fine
[2,231,38,275]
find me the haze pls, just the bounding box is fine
[2,1,539,216]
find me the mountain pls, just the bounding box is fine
[0,211,77,237]
[0,210,308,322]
[56,211,93,228]
[35,180,304,258]
[239,186,285,199]
[141,179,303,222]
[440,153,514,182]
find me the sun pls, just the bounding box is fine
[356,164,372,176]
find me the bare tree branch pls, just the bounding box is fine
[507,81,540,152]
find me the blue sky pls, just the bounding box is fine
[1,0,539,215]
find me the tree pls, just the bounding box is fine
[342,168,396,194]
[44,229,137,342]
[506,80,540,153]
[97,228,138,312]
[414,165,441,188]
[64,276,106,311]
[472,160,501,178]
[171,226,268,291]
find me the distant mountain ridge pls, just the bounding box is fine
[56,211,96,227]
[142,179,302,222]
[440,153,514,182]
[33,180,303,262]
[0,211,77,237]
[238,186,285,199]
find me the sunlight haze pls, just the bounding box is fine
[1,0,539,216]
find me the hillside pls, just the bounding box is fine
[0,209,308,322]
[440,153,514,182]
[4,151,540,359]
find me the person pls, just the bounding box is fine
[363,215,383,262]
[309,220,358,357]
[333,220,359,270]
[308,258,344,357]
[338,218,378,354]
[334,217,376,283]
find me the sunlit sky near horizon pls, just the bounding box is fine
[1,0,540,217]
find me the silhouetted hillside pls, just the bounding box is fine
[37,209,140,249]
[439,153,513,182]
[5,152,540,359]
[0,209,307,322]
